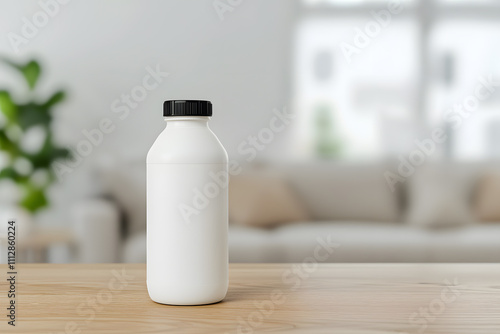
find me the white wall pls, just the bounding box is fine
[0,0,297,226]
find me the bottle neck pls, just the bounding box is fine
[163,116,210,128]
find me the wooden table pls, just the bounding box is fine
[1,264,499,333]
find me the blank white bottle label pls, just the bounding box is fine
[147,163,228,305]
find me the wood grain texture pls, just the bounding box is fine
[0,263,499,334]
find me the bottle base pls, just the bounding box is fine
[147,284,228,306]
[150,296,225,306]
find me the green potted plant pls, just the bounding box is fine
[0,58,70,231]
[314,103,342,159]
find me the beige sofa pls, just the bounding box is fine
[95,161,500,263]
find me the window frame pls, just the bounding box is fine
[295,0,500,159]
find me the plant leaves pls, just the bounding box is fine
[27,132,71,169]
[0,130,19,156]
[0,57,22,70]
[17,103,51,130]
[0,167,19,181]
[50,147,71,160]
[0,90,18,123]
[22,60,41,90]
[20,183,48,213]
[0,57,68,213]
[43,90,66,109]
[0,58,42,90]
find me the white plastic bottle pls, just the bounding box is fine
[147,100,228,305]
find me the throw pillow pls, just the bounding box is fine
[229,173,310,228]
[474,171,500,222]
[406,166,474,228]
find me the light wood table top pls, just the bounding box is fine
[1,263,499,333]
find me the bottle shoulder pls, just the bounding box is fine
[147,127,228,164]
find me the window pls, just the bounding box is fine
[293,0,500,161]
[428,21,500,160]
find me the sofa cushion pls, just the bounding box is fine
[229,173,310,228]
[267,163,401,222]
[406,166,474,228]
[122,222,500,263]
[230,222,500,263]
[228,225,284,262]
[474,171,500,222]
[272,222,429,262]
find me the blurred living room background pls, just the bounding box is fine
[1,0,500,263]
